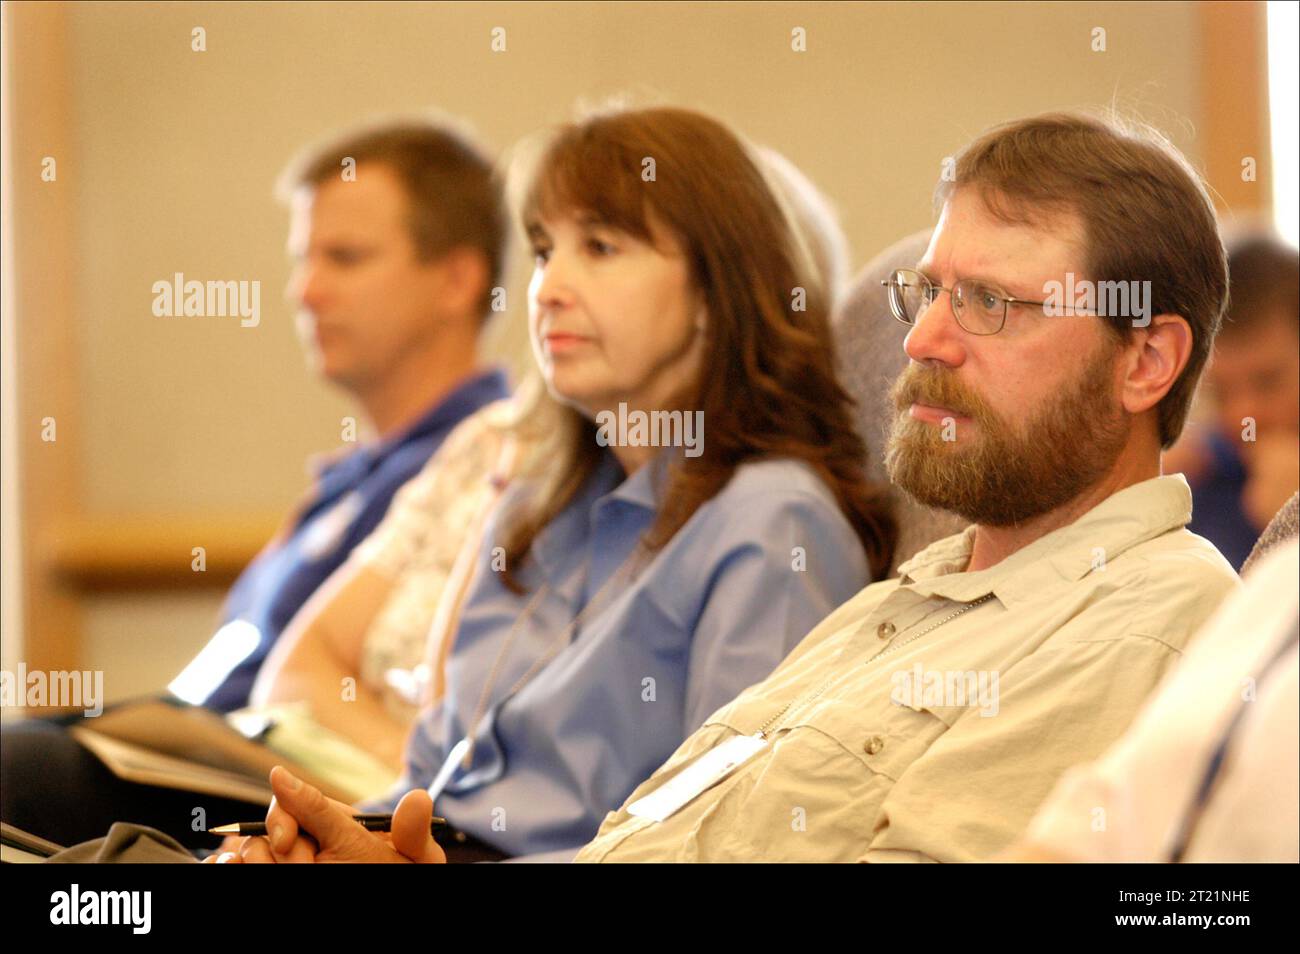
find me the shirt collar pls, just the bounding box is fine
[595,446,673,513]
[529,447,671,577]
[895,473,1195,609]
[528,450,627,574]
[309,368,509,480]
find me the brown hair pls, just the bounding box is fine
[499,106,895,590]
[936,111,1229,449]
[1218,231,1299,340]
[276,115,506,317]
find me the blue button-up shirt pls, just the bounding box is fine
[380,448,872,857]
[202,368,510,712]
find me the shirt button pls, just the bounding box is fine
[876,621,896,640]
[864,736,885,755]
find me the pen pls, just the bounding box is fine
[208,812,449,837]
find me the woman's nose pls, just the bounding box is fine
[532,251,576,309]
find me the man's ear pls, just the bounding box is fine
[1121,313,1193,415]
[434,246,491,320]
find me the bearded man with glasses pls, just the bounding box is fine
[567,111,1244,864]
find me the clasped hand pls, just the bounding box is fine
[203,766,446,864]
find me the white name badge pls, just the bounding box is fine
[627,733,769,823]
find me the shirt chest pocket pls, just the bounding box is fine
[780,695,951,782]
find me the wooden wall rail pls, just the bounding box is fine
[42,515,282,591]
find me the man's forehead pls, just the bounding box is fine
[922,191,1085,289]
[1213,320,1300,364]
[288,174,402,238]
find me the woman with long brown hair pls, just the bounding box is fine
[228,105,896,863]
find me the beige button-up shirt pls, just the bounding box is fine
[575,474,1241,862]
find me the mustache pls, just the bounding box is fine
[891,366,980,419]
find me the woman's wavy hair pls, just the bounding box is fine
[498,105,895,591]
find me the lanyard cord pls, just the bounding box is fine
[460,546,647,768]
[755,592,997,739]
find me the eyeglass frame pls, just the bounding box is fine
[880,267,1092,336]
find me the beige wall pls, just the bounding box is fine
[12,0,1209,699]
[64,0,1202,513]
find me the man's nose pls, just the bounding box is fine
[288,262,327,311]
[903,290,967,368]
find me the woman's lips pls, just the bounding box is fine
[543,333,591,354]
[909,402,971,425]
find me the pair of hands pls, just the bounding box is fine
[203,766,446,864]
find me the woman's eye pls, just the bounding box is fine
[531,246,551,265]
[586,237,615,256]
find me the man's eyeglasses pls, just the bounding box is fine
[881,267,1084,336]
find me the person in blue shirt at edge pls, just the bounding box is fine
[213,104,897,863]
[0,116,510,847]
[1162,232,1299,571]
[202,117,512,711]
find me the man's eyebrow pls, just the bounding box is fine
[982,274,1043,299]
[921,261,1041,299]
[525,221,549,242]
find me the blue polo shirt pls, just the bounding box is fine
[373,447,872,857]
[1187,427,1260,572]
[201,368,509,712]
